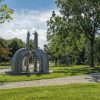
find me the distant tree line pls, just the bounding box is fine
[0,37,24,64]
[0,37,34,65]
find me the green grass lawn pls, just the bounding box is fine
[0,65,100,83]
[0,65,11,69]
[0,83,100,100]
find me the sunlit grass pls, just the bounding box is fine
[0,66,11,69]
[0,65,100,83]
[0,83,100,100]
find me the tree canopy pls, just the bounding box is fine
[46,0,100,67]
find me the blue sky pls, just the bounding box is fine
[0,0,58,49]
[5,0,56,10]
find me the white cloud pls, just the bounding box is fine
[0,9,60,49]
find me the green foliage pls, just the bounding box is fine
[0,83,100,100]
[0,38,11,63]
[94,36,100,66]
[0,37,35,64]
[8,38,25,57]
[29,39,34,50]
[46,0,100,67]
[0,0,13,63]
[0,65,10,69]
[46,10,86,65]
[56,0,100,67]
[0,37,25,63]
[0,0,13,23]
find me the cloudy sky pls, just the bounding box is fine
[0,0,57,49]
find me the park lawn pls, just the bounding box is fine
[0,83,100,100]
[0,65,100,83]
[0,65,11,69]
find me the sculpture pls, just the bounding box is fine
[11,31,49,74]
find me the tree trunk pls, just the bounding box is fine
[55,58,58,66]
[89,37,95,67]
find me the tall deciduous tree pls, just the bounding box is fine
[47,10,86,65]
[47,11,70,66]
[55,0,100,67]
[45,34,65,66]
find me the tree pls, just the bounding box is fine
[0,0,13,63]
[47,11,86,66]
[47,11,70,66]
[0,0,13,23]
[94,36,100,67]
[55,0,100,67]
[9,38,25,57]
[45,34,65,66]
[0,37,11,64]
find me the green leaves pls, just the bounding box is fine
[0,37,11,63]
[9,38,25,55]
[56,0,100,36]
[46,0,100,66]
[0,0,13,24]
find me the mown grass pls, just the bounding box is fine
[0,65,10,69]
[0,65,100,83]
[0,83,100,100]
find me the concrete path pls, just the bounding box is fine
[0,69,11,73]
[0,73,100,90]
[0,65,34,73]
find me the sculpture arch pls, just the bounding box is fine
[12,48,31,73]
[34,48,49,73]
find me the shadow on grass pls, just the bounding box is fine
[4,71,49,77]
[1,66,100,83]
[4,66,100,77]
[84,72,100,82]
[54,66,100,76]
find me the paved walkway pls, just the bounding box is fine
[0,73,100,90]
[0,68,11,73]
[0,65,34,73]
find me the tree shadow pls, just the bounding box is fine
[54,66,100,76]
[85,73,100,82]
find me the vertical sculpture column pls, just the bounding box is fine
[34,31,38,72]
[26,31,30,72]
